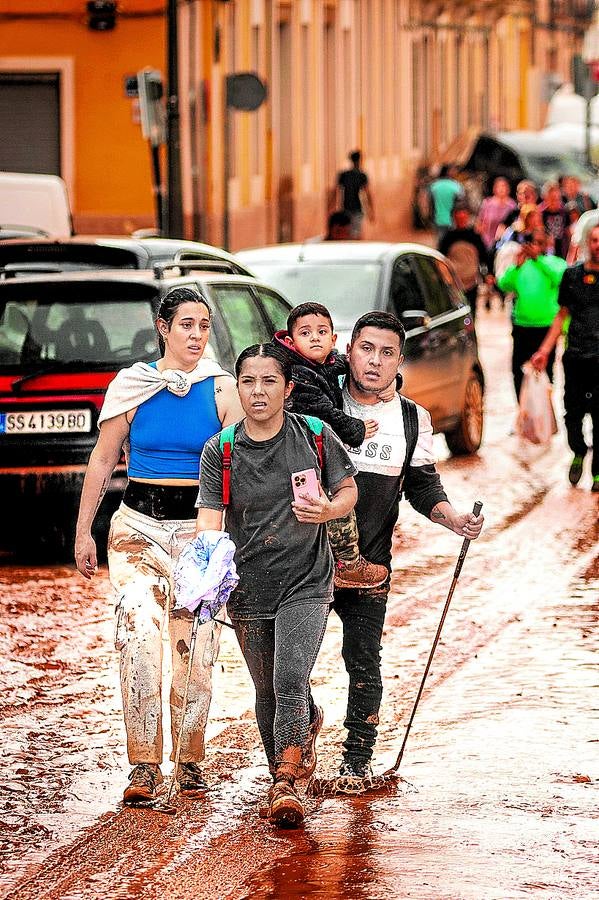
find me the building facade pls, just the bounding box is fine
[0,1,593,243]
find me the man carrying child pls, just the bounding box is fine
[274,301,389,589]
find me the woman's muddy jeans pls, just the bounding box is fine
[234,601,328,780]
[108,504,221,766]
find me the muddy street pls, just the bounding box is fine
[1,308,597,900]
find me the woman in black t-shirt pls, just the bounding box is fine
[196,343,358,827]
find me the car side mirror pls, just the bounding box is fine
[400,309,430,329]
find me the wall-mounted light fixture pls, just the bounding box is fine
[86,1,117,31]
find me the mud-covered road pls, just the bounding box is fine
[1,308,597,900]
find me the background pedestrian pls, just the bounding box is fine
[335,150,374,238]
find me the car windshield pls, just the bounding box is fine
[246,262,382,327]
[0,286,159,370]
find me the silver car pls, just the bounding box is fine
[237,241,484,455]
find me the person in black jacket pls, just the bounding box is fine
[274,302,389,589]
[439,201,493,320]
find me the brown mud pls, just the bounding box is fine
[1,309,598,899]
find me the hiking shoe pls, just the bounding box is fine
[568,455,585,485]
[334,557,388,590]
[592,476,599,493]
[176,762,209,796]
[268,779,304,828]
[299,704,324,780]
[123,764,163,804]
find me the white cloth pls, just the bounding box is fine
[98,358,232,425]
[342,390,436,476]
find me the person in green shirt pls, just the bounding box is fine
[497,228,567,399]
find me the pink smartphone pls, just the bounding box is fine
[291,468,319,503]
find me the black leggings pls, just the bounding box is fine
[512,324,555,400]
[234,601,328,775]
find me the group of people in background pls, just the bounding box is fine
[428,166,598,494]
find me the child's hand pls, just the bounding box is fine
[377,382,396,403]
[364,419,379,438]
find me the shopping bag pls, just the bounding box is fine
[517,363,558,445]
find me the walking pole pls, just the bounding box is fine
[153,608,202,815]
[382,500,483,777]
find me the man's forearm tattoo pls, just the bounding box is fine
[431,505,447,521]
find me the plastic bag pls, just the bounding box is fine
[517,363,558,445]
[173,530,239,622]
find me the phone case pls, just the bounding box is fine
[291,468,319,502]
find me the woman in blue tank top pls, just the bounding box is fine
[74,286,242,806]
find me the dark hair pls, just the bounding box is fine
[235,342,293,384]
[156,286,211,354]
[439,164,450,178]
[327,210,351,229]
[350,310,405,347]
[287,302,334,335]
[349,149,361,165]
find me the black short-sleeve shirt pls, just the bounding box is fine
[197,413,357,619]
[557,263,599,358]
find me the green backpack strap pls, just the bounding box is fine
[300,414,324,469]
[219,424,236,505]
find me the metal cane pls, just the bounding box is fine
[153,608,202,815]
[308,499,483,798]
[382,499,483,777]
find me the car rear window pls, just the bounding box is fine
[0,243,140,272]
[246,262,381,327]
[0,282,159,369]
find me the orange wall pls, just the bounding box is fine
[0,2,165,230]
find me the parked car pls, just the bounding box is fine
[0,236,254,276]
[237,241,484,456]
[0,172,72,238]
[0,263,291,554]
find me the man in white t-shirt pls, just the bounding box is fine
[331,311,484,787]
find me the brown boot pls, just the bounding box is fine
[268,779,304,828]
[334,557,388,589]
[123,764,163,804]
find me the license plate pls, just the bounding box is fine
[0,409,92,435]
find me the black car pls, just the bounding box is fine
[0,264,290,553]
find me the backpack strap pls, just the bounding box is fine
[399,396,419,495]
[219,424,236,506]
[218,415,325,506]
[300,414,324,469]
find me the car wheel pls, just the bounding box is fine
[445,374,484,455]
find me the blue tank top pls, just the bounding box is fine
[128,373,221,480]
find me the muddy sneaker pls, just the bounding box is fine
[568,455,585,485]
[268,779,304,828]
[176,762,209,796]
[259,783,276,819]
[334,557,388,590]
[334,760,374,796]
[299,704,324,780]
[123,764,163,804]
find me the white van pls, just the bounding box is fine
[0,172,72,238]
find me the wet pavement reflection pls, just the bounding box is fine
[1,309,597,900]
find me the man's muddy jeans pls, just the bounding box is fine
[108,504,220,766]
[332,583,388,766]
[234,600,328,779]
